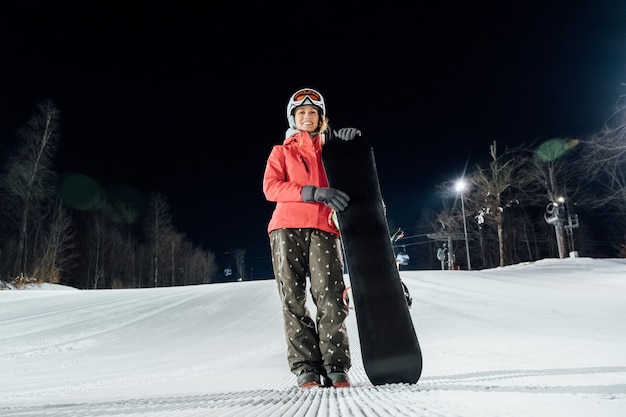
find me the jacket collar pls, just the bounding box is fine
[283,130,321,148]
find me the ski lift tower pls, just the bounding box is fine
[562,198,580,256]
[427,232,463,270]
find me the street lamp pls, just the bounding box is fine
[455,179,472,271]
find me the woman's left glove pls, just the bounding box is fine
[332,128,362,141]
[302,185,350,212]
[314,187,350,212]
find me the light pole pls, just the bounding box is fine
[455,179,472,271]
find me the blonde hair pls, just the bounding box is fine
[319,115,329,134]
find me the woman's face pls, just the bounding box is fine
[293,105,320,133]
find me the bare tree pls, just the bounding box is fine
[83,210,108,289]
[581,97,626,224]
[33,198,75,283]
[523,137,583,258]
[0,100,61,280]
[143,192,174,287]
[202,250,218,284]
[470,141,520,267]
[166,231,184,286]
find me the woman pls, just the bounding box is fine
[262,88,360,388]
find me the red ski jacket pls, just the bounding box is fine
[263,131,339,236]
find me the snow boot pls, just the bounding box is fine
[297,370,322,388]
[325,366,350,388]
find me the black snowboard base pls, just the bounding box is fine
[322,135,422,385]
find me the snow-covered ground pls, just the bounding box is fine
[1,257,625,416]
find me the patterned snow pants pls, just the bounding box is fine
[269,228,351,375]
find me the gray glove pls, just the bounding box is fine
[333,127,362,141]
[302,186,350,212]
[315,187,350,212]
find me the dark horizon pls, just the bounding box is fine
[2,2,625,279]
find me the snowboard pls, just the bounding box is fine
[322,134,422,385]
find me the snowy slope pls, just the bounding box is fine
[1,257,625,416]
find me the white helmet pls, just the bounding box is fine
[286,88,326,121]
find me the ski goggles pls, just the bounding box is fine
[292,89,323,104]
[288,88,325,116]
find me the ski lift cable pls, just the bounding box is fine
[391,233,435,241]
[392,240,436,248]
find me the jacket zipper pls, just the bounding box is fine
[299,155,310,173]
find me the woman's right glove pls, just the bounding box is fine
[302,186,350,212]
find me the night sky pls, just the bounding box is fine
[2,2,625,274]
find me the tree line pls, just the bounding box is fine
[0,100,226,289]
[3,98,626,287]
[400,96,626,270]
